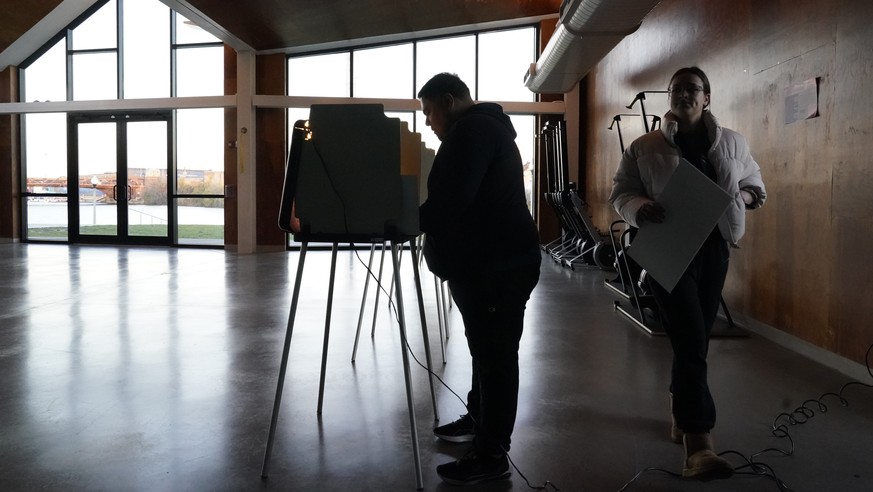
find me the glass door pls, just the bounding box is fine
[69,112,173,245]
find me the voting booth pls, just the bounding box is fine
[264,105,437,489]
[278,104,433,241]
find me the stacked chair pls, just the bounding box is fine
[540,120,614,270]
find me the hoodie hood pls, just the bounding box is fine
[463,102,518,139]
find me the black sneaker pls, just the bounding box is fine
[436,451,510,485]
[433,414,476,443]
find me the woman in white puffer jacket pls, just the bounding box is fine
[609,66,766,481]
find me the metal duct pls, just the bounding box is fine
[525,0,662,94]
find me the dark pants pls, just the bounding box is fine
[448,262,540,455]
[649,232,729,434]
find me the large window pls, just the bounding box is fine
[20,0,225,246]
[123,0,170,99]
[478,29,536,102]
[22,113,68,241]
[176,108,225,245]
[71,0,118,101]
[354,44,414,98]
[287,52,351,125]
[415,36,476,97]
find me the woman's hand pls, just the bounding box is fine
[638,201,666,224]
[740,186,765,209]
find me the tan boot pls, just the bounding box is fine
[682,432,733,480]
[671,415,684,444]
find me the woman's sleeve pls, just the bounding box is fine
[735,132,767,209]
[609,145,652,227]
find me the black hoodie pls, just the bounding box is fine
[419,103,541,280]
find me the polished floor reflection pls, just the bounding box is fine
[0,244,871,492]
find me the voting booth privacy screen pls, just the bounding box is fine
[278,104,435,242]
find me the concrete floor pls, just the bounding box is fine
[0,243,871,492]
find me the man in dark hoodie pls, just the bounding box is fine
[418,73,541,486]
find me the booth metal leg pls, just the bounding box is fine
[370,242,387,338]
[390,241,424,489]
[351,243,377,362]
[261,242,309,479]
[263,241,425,488]
[409,245,439,421]
[440,280,451,339]
[711,296,749,338]
[316,243,339,415]
[384,246,403,319]
[433,275,447,363]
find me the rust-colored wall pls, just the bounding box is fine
[224,45,238,247]
[0,66,20,241]
[255,53,287,249]
[582,0,873,365]
[222,49,287,250]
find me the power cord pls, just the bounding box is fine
[306,134,559,491]
[618,342,873,491]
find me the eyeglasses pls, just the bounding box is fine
[669,85,705,96]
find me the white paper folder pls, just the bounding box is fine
[627,160,732,293]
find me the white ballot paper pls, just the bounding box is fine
[628,160,733,293]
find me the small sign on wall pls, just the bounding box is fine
[785,78,819,125]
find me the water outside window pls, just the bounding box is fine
[23,113,68,241]
[176,108,225,245]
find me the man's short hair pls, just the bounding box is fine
[417,73,472,101]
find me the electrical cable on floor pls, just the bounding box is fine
[617,341,873,492]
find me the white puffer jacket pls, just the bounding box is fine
[609,110,766,246]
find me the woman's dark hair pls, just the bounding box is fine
[417,72,471,100]
[669,66,711,95]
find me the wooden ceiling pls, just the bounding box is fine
[0,0,62,52]
[184,0,562,51]
[0,0,562,61]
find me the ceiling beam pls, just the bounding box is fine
[0,0,93,72]
[158,0,252,51]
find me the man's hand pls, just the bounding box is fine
[637,201,665,224]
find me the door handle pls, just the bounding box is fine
[127,185,132,201]
[113,185,117,201]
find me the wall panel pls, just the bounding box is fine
[224,45,238,247]
[0,66,19,242]
[582,0,873,365]
[255,53,287,250]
